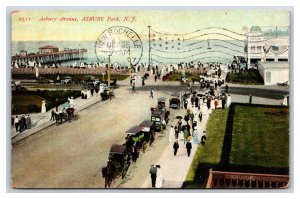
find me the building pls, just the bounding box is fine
[257,61,289,85]
[245,26,289,66]
[39,45,59,54]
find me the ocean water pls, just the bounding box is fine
[11,39,245,66]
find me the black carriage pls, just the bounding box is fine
[150,107,170,132]
[100,89,115,101]
[169,93,180,109]
[157,97,167,110]
[108,145,131,179]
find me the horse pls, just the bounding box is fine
[53,112,68,125]
[101,162,116,188]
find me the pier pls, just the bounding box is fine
[12,45,88,66]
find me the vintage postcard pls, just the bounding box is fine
[10,9,290,189]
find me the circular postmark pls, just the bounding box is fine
[95,26,143,66]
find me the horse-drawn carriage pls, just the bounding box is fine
[100,89,115,101]
[102,144,131,188]
[157,97,167,110]
[169,93,181,109]
[54,106,78,125]
[150,107,170,132]
[125,120,154,152]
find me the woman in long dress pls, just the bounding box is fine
[192,127,200,144]
[155,165,164,188]
[226,95,232,108]
[169,126,175,142]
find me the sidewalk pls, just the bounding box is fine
[141,110,210,188]
[11,93,104,144]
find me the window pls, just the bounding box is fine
[257,46,262,51]
[251,46,255,51]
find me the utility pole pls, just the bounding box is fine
[108,55,111,95]
[148,25,151,68]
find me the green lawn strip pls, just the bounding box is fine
[230,105,289,169]
[12,94,46,115]
[226,70,264,85]
[12,90,81,115]
[183,109,228,188]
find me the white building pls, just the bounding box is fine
[245,26,289,66]
[245,26,290,85]
[257,61,289,85]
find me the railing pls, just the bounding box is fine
[206,169,289,189]
[12,68,129,75]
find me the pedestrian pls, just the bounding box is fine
[198,108,203,122]
[169,125,175,142]
[249,94,252,104]
[155,165,164,188]
[183,128,189,144]
[142,77,145,86]
[50,109,56,121]
[149,164,157,188]
[221,96,226,109]
[26,115,31,129]
[149,88,154,98]
[173,140,179,156]
[55,98,59,112]
[184,113,189,124]
[186,141,192,157]
[225,84,229,93]
[192,127,199,145]
[184,100,188,110]
[214,98,218,109]
[226,95,232,108]
[14,115,19,132]
[207,97,211,109]
[154,74,157,82]
[174,126,179,139]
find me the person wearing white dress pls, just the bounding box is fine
[169,125,175,142]
[155,165,164,188]
[226,95,232,108]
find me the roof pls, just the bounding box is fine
[126,126,143,135]
[139,120,152,128]
[39,45,59,49]
[250,26,263,33]
[109,145,126,153]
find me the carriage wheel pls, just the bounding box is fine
[121,166,127,179]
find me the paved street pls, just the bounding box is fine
[11,69,288,189]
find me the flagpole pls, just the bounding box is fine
[148,25,151,68]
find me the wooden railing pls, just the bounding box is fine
[12,68,129,75]
[206,169,289,189]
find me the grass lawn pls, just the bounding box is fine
[230,105,289,168]
[183,104,289,188]
[12,94,46,115]
[226,70,264,85]
[12,90,81,115]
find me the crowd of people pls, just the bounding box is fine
[13,115,32,133]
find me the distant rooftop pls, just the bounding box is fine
[39,45,59,49]
[259,61,289,69]
[250,26,263,33]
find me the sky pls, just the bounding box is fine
[11,10,290,41]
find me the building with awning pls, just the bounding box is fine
[257,61,289,85]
